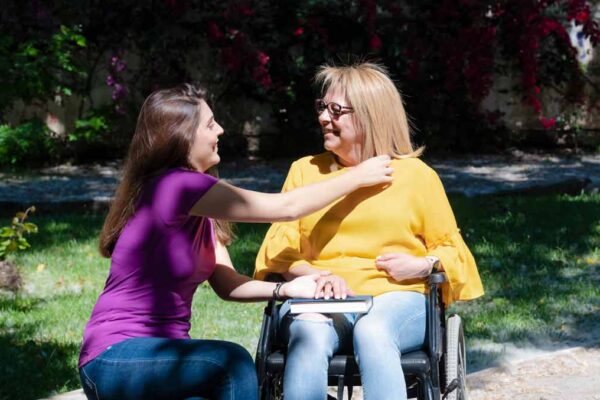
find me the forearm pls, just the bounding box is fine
[278,172,359,220]
[209,264,280,302]
[226,279,281,302]
[282,263,321,280]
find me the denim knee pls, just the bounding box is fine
[287,317,337,360]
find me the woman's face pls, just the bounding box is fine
[188,100,224,172]
[318,88,363,167]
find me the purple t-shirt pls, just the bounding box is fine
[79,169,218,367]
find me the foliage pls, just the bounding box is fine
[0,0,599,162]
[0,120,57,166]
[0,207,38,261]
[0,23,86,119]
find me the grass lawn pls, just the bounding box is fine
[1,194,599,399]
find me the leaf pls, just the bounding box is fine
[22,223,38,233]
[5,241,18,253]
[15,212,26,220]
[17,237,30,250]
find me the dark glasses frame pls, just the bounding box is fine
[315,99,354,117]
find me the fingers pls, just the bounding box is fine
[376,253,397,261]
[313,275,349,299]
[324,281,333,300]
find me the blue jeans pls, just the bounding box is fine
[279,290,427,400]
[79,337,258,400]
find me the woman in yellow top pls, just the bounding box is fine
[254,62,484,400]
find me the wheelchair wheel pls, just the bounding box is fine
[444,314,467,400]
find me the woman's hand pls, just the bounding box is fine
[279,274,322,299]
[349,155,393,187]
[314,273,354,300]
[375,253,432,282]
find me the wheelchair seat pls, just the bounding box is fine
[256,272,467,400]
[265,350,431,377]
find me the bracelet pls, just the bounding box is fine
[273,282,284,300]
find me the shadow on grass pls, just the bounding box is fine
[17,213,105,252]
[449,194,600,371]
[0,301,81,400]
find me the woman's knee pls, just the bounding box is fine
[287,313,337,356]
[217,341,255,370]
[353,317,396,349]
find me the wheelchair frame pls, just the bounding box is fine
[255,272,467,400]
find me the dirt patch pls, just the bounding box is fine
[468,346,600,400]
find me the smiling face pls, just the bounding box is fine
[318,88,363,167]
[188,100,224,172]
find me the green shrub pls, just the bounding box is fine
[0,120,57,166]
[0,207,38,261]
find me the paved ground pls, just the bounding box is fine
[1,153,599,213]
[7,152,598,400]
[42,344,600,400]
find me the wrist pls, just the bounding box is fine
[273,282,285,300]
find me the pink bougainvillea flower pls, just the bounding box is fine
[115,60,126,72]
[293,27,304,37]
[528,96,542,114]
[574,10,590,23]
[539,116,556,130]
[207,21,223,41]
[369,34,382,50]
[112,83,127,101]
[257,51,270,66]
[106,75,115,87]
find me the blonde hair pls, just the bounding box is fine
[315,62,422,160]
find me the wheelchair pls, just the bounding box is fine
[255,273,467,400]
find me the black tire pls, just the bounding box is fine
[444,314,467,400]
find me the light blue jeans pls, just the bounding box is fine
[279,290,427,400]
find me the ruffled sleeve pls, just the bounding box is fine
[420,167,484,306]
[254,161,311,280]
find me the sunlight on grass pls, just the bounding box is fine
[0,194,599,398]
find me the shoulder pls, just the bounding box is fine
[147,168,218,196]
[153,168,217,184]
[393,157,438,179]
[290,152,335,171]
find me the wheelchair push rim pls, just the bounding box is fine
[444,314,467,400]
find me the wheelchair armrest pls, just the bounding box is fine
[428,271,448,285]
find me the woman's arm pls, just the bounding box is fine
[190,155,392,222]
[208,241,325,301]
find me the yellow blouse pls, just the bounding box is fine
[254,153,484,306]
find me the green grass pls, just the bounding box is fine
[1,194,599,399]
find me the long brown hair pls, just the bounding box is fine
[99,84,233,258]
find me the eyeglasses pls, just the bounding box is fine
[315,99,354,117]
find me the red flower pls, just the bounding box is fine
[238,5,255,17]
[221,47,242,71]
[539,116,556,130]
[257,51,270,66]
[252,65,272,89]
[539,18,561,37]
[293,27,304,37]
[207,21,223,41]
[574,10,590,23]
[528,96,542,113]
[369,34,382,51]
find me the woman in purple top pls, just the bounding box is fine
[78,84,393,400]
